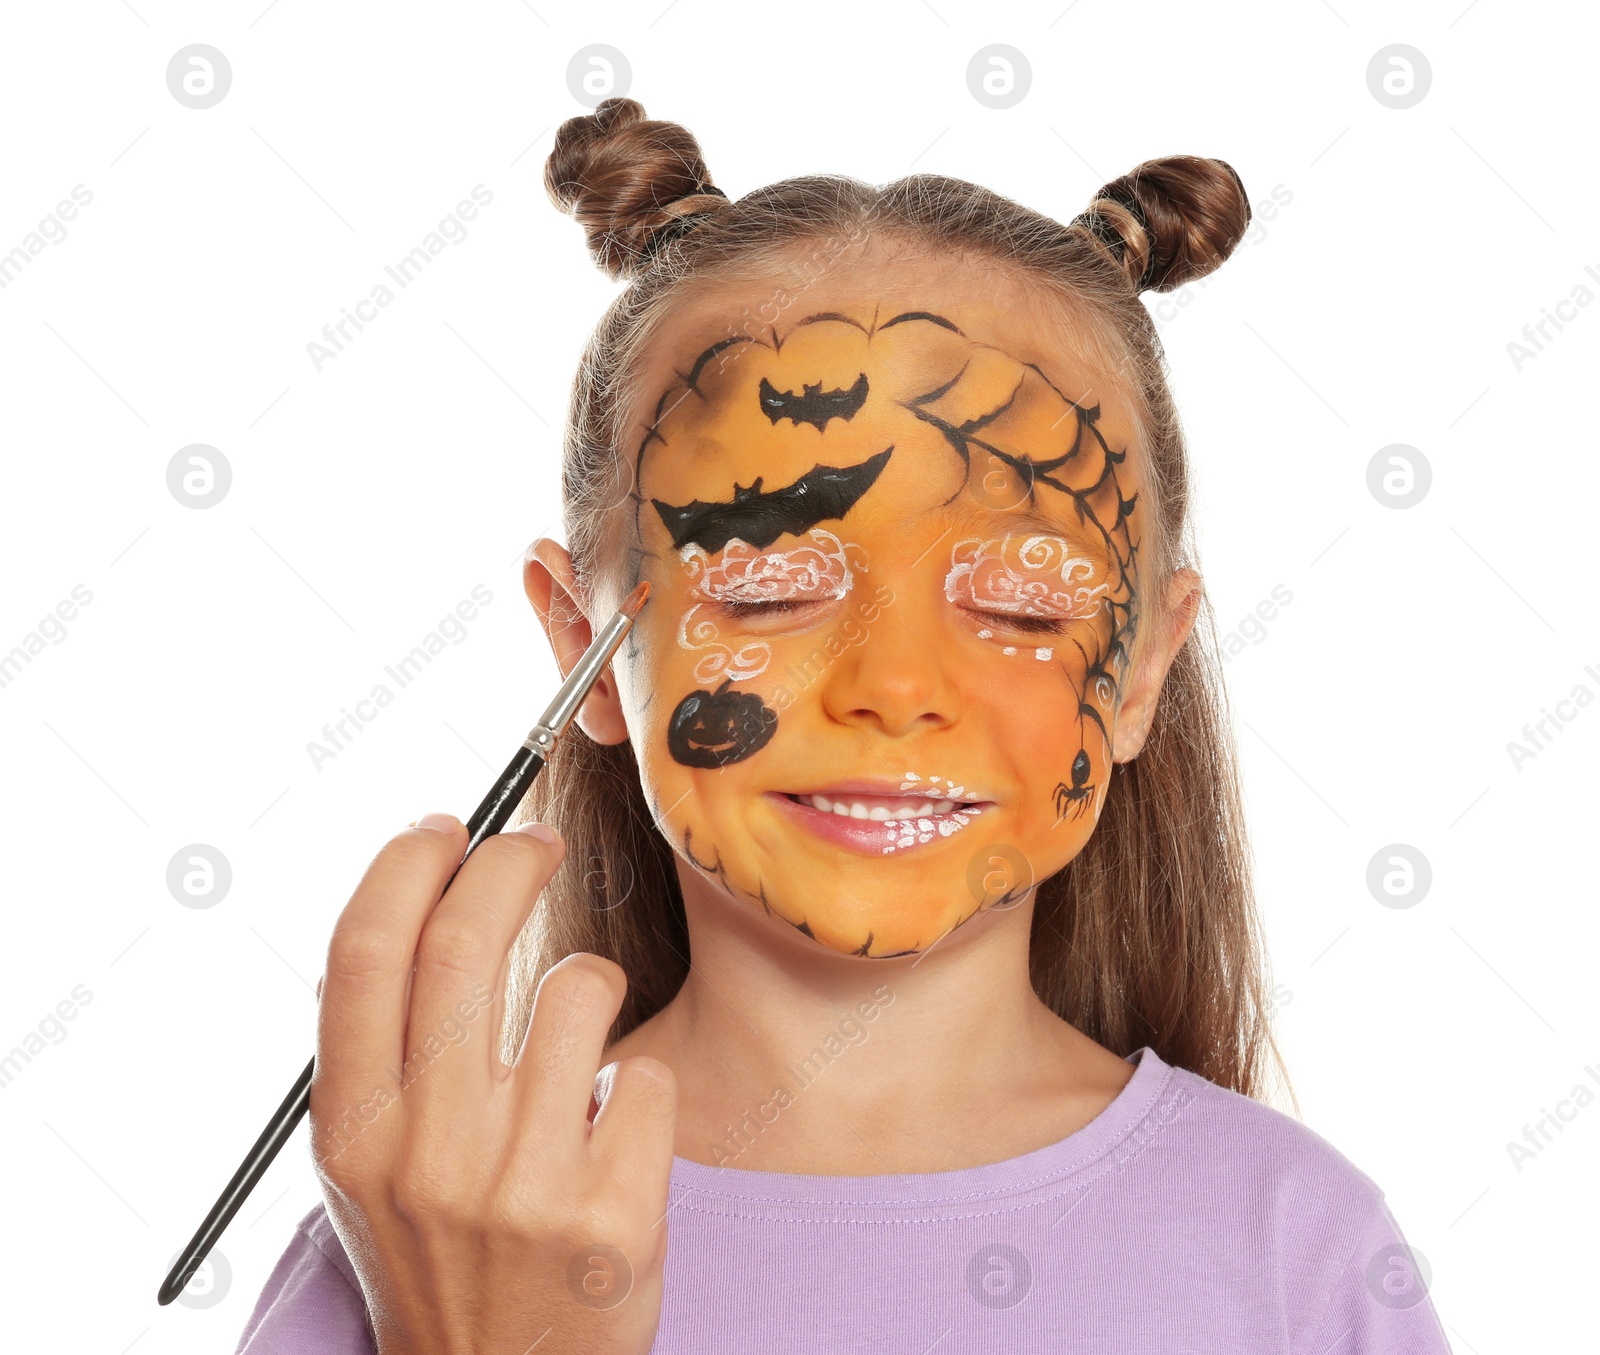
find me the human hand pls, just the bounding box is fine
[309,813,677,1355]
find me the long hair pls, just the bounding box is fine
[507,96,1295,1112]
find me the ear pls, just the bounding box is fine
[1109,566,1202,765]
[522,539,631,747]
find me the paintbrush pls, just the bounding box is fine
[157,579,651,1307]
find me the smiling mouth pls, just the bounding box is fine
[768,790,992,856]
[782,790,990,820]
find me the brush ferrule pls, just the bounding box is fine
[525,601,639,751]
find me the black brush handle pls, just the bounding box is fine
[158,743,548,1306]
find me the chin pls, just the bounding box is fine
[755,871,1004,960]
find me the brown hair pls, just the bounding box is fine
[510,96,1296,1113]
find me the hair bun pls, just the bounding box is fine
[1073,156,1251,294]
[544,96,730,281]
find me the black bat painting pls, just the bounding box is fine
[650,446,894,554]
[758,372,869,432]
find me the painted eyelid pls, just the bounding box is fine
[713,593,843,615]
[693,576,848,598]
[959,596,1090,619]
[949,583,1103,622]
[945,534,1107,620]
[680,528,864,599]
[964,603,1071,621]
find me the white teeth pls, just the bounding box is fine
[802,793,963,821]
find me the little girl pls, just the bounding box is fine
[236,98,1452,1353]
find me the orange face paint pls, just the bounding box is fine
[617,291,1143,958]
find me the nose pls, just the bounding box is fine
[816,563,964,739]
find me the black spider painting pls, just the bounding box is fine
[1052,748,1097,824]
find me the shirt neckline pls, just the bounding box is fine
[666,1044,1175,1209]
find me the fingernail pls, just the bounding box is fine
[514,820,560,845]
[414,812,460,834]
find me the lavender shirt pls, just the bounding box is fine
[235,1046,1451,1353]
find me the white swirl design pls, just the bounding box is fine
[945,534,1107,620]
[674,528,868,683]
[676,604,773,683]
[681,527,864,603]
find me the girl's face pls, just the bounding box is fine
[611,260,1148,959]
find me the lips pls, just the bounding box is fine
[766,789,991,856]
[791,790,964,818]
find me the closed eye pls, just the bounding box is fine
[965,608,1069,636]
[716,598,823,619]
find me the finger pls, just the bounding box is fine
[510,953,629,1159]
[314,814,467,1159]
[589,1056,678,1209]
[405,824,566,1115]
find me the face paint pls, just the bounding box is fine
[676,526,867,675]
[618,289,1145,959]
[908,387,1137,843]
[656,460,878,768]
[1052,747,1096,822]
[683,527,867,612]
[673,526,869,687]
[758,371,869,430]
[945,533,1109,625]
[677,605,771,684]
[651,447,892,554]
[975,633,1057,660]
[666,678,779,769]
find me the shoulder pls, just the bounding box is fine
[1153,1058,1387,1219]
[1144,1057,1448,1351]
[233,1201,374,1355]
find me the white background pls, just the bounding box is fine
[0,1,1594,1350]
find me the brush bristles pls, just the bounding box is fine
[619,580,650,618]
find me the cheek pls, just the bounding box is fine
[629,609,784,783]
[977,649,1117,830]
[666,679,779,769]
[652,531,870,771]
[980,655,1085,749]
[970,628,1067,663]
[679,604,774,684]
